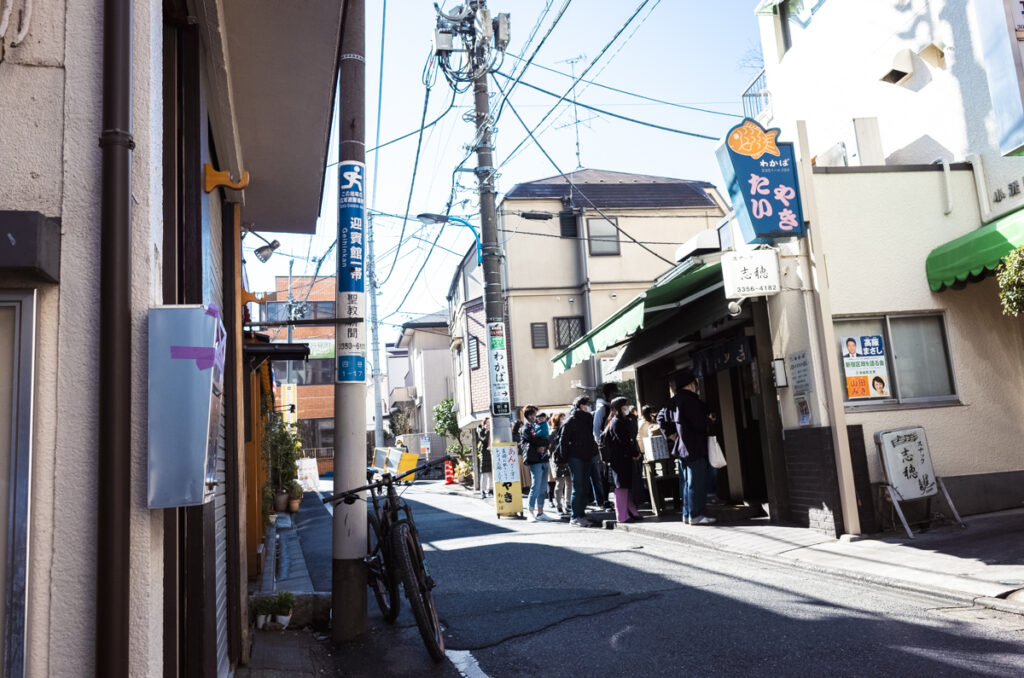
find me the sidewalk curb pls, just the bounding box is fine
[614,522,1024,617]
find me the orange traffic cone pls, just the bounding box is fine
[444,460,456,485]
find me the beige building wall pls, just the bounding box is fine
[0,1,167,675]
[501,196,726,410]
[769,167,1024,484]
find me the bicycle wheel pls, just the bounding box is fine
[390,521,445,662]
[367,509,400,622]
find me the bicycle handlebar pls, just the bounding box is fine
[321,455,452,505]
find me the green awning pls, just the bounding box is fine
[926,207,1024,291]
[551,261,723,377]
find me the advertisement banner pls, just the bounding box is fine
[717,118,806,244]
[491,442,523,516]
[337,161,366,383]
[487,322,511,416]
[841,334,890,399]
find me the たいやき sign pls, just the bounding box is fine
[716,119,806,244]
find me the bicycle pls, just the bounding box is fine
[322,456,448,662]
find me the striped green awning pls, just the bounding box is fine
[926,207,1024,291]
[551,261,723,377]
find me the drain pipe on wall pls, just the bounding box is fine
[97,0,133,674]
[967,153,995,223]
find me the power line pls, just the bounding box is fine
[504,52,741,118]
[380,150,476,322]
[491,74,675,266]
[493,72,718,140]
[493,0,653,172]
[497,226,691,246]
[492,0,573,125]
[377,67,434,286]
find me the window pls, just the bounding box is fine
[554,316,585,349]
[265,301,288,322]
[456,347,463,375]
[468,336,480,370]
[776,0,823,56]
[835,314,956,407]
[588,217,620,256]
[0,291,34,676]
[272,358,336,385]
[559,210,578,238]
[531,322,549,349]
[312,301,335,319]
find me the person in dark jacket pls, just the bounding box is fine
[549,413,570,514]
[558,395,599,527]
[605,397,643,523]
[476,417,492,499]
[521,405,553,521]
[657,368,718,525]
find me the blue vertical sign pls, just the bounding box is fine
[716,118,805,244]
[337,161,366,383]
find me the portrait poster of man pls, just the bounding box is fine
[841,335,890,399]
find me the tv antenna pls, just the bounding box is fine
[558,54,587,168]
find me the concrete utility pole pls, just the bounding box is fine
[434,0,512,442]
[334,0,368,641]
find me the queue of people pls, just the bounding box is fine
[474,369,719,527]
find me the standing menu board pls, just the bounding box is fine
[874,426,937,500]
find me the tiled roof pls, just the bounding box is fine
[402,310,448,328]
[504,168,717,209]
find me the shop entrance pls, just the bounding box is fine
[699,332,769,512]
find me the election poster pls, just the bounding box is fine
[840,334,890,399]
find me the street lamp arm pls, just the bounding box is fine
[415,212,482,264]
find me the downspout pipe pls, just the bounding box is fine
[97,0,133,674]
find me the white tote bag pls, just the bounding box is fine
[708,436,727,469]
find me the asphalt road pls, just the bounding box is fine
[301,482,1024,677]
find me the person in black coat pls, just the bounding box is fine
[657,368,717,525]
[476,417,492,499]
[558,395,600,527]
[604,397,643,523]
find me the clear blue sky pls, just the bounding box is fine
[245,0,764,344]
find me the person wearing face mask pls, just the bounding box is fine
[603,397,644,523]
[558,395,600,527]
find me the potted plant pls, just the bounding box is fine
[264,416,302,513]
[274,591,295,629]
[287,479,303,513]
[261,484,275,526]
[252,595,275,630]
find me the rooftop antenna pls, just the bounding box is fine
[558,54,587,169]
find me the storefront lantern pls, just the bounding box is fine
[716,118,806,244]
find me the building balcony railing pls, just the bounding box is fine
[742,69,771,121]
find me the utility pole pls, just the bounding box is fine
[434,0,512,442]
[334,0,367,641]
[368,214,385,448]
[286,258,294,383]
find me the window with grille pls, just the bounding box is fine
[588,217,620,255]
[468,336,480,370]
[554,316,584,349]
[531,322,549,349]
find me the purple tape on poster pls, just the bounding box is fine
[170,346,217,370]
